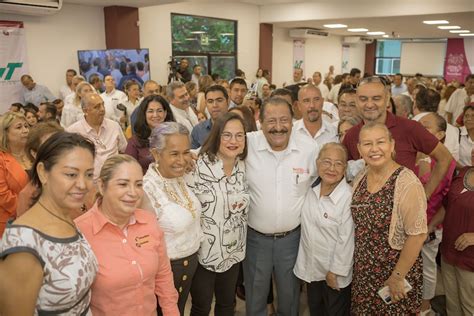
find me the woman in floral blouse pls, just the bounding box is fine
[188,112,249,315]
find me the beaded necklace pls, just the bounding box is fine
[153,164,196,218]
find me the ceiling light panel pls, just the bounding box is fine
[438,26,461,30]
[423,20,449,25]
[367,31,385,35]
[323,24,347,28]
[348,28,368,32]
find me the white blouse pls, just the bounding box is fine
[187,154,250,273]
[143,165,202,260]
[459,126,474,167]
[294,179,354,288]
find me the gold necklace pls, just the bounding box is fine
[367,165,395,192]
[11,151,31,169]
[154,164,196,218]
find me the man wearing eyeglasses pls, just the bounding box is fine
[244,97,318,316]
[67,93,127,180]
[191,85,229,149]
[342,76,454,200]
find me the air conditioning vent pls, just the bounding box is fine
[0,0,63,16]
[289,28,329,39]
[343,36,374,44]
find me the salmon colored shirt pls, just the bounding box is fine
[75,203,179,315]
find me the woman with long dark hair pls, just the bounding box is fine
[125,95,175,174]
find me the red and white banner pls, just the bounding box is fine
[0,21,29,113]
[444,38,473,84]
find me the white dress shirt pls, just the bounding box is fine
[459,126,474,167]
[322,101,340,124]
[59,85,73,100]
[170,104,199,133]
[246,131,319,234]
[143,166,202,260]
[67,118,127,179]
[294,179,354,288]
[445,88,474,123]
[101,89,127,122]
[327,83,342,104]
[123,98,140,124]
[60,101,84,128]
[317,83,330,100]
[391,83,408,96]
[293,118,339,147]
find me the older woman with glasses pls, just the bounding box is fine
[187,112,249,315]
[142,122,202,315]
[75,155,179,315]
[351,122,427,315]
[294,142,354,315]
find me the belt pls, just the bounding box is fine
[249,225,300,239]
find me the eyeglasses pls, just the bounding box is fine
[357,76,390,88]
[92,136,106,150]
[318,158,346,170]
[221,132,245,142]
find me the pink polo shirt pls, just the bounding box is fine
[417,159,456,226]
[75,203,179,315]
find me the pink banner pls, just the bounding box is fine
[444,38,471,84]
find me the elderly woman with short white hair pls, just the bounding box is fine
[294,142,354,315]
[142,122,202,315]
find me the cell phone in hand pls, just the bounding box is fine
[378,279,412,305]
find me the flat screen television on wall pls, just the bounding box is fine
[77,49,150,89]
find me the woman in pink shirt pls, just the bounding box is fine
[75,154,179,315]
[417,113,456,315]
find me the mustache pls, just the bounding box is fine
[269,128,289,134]
[307,109,319,113]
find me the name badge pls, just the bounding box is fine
[292,167,309,175]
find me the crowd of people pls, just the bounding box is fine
[0,58,473,316]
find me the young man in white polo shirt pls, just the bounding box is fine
[244,97,319,316]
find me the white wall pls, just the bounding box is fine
[272,26,366,87]
[139,2,260,85]
[400,41,446,76]
[260,0,472,23]
[0,4,106,98]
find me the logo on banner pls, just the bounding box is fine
[0,62,23,81]
[446,53,465,77]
